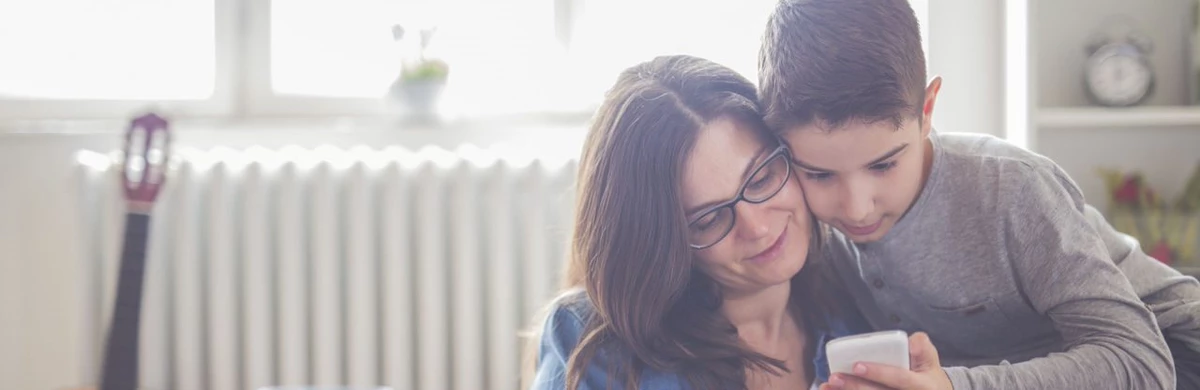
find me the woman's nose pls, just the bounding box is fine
[733,201,772,241]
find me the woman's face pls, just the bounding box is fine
[680,116,812,295]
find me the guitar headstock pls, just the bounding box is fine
[122,112,171,207]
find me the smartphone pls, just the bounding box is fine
[825,330,910,375]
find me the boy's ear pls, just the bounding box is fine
[920,76,942,138]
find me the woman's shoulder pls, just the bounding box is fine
[541,288,596,338]
[532,288,688,390]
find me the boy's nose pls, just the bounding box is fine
[842,185,874,223]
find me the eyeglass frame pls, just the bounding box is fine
[687,143,793,250]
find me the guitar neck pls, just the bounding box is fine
[98,213,152,390]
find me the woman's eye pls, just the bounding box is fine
[747,171,774,190]
[692,213,717,231]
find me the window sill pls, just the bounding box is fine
[0,111,593,135]
[0,112,593,162]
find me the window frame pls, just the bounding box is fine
[0,0,241,121]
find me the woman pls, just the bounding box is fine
[527,55,868,390]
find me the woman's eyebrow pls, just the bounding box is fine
[684,145,774,217]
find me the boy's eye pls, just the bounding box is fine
[869,161,897,172]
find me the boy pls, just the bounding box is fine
[758,0,1200,389]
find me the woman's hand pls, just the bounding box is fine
[819,332,953,390]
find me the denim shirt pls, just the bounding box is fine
[529,290,869,390]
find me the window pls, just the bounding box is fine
[0,0,216,100]
[0,0,234,119]
[264,0,566,116]
[3,0,931,121]
[565,0,778,104]
[269,0,409,98]
[264,0,780,115]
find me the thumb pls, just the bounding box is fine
[908,332,941,371]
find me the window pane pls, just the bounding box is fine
[270,0,405,98]
[566,0,778,103]
[567,0,931,108]
[0,0,215,100]
[270,0,564,115]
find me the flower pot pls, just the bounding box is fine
[389,78,446,117]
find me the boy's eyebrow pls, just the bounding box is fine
[791,143,909,172]
[790,157,827,172]
[865,143,909,167]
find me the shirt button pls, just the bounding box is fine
[889,314,901,324]
[873,279,885,289]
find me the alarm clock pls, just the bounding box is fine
[1084,35,1154,107]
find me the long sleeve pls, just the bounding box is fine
[944,164,1175,390]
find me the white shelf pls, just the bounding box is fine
[1038,107,1200,129]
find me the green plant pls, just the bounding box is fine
[392,24,449,83]
[401,58,449,82]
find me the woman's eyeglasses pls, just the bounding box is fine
[687,145,793,249]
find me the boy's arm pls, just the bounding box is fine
[1082,203,1200,350]
[942,164,1175,390]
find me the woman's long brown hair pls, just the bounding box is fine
[533,55,837,390]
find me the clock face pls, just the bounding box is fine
[1086,50,1153,106]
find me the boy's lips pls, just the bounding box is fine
[843,220,883,236]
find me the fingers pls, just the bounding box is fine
[825,373,895,390]
[850,362,917,389]
[908,332,942,371]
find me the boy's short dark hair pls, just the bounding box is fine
[758,0,927,131]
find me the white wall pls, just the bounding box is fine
[0,121,586,390]
[927,0,1005,138]
[1,135,102,390]
[0,156,23,390]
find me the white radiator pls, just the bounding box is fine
[74,145,577,390]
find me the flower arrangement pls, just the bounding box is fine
[1099,163,1200,265]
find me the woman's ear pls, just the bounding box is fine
[920,77,943,138]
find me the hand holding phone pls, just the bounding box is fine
[826,330,911,375]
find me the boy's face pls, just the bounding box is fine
[780,79,941,243]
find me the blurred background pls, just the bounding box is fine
[1,0,1199,389]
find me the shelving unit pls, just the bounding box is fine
[1038,106,1200,129]
[1009,0,1200,269]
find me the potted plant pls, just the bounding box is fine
[389,24,449,116]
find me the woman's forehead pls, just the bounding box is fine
[680,118,771,208]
